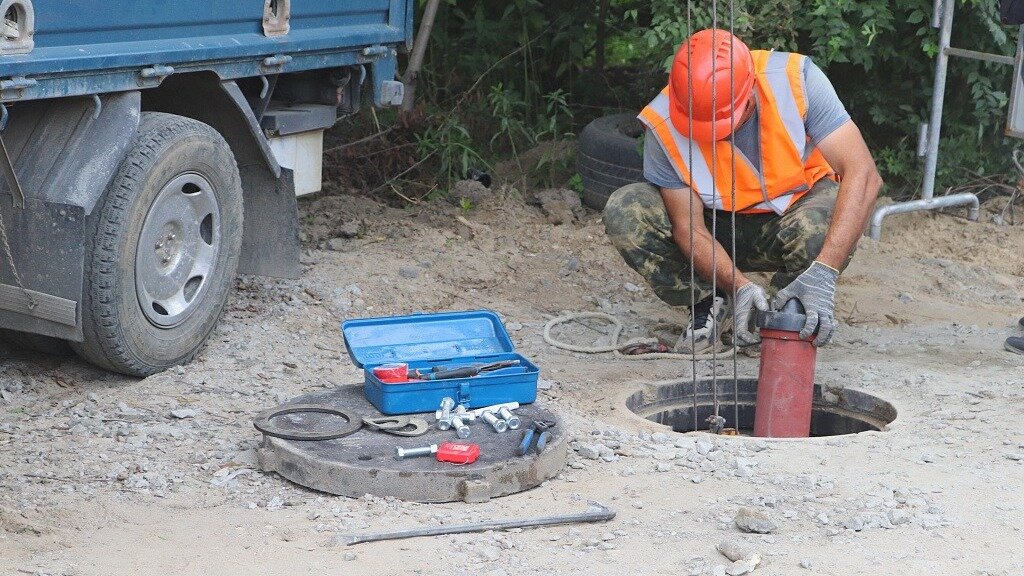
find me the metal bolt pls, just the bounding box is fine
[435,397,456,421]
[451,416,471,439]
[156,242,163,249]
[498,407,521,430]
[394,444,438,460]
[453,405,477,423]
[481,411,507,433]
[436,417,452,431]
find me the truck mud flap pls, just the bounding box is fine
[0,196,84,340]
[238,167,300,279]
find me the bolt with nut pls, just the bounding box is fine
[481,411,507,433]
[498,407,521,430]
[435,397,455,420]
[450,416,471,439]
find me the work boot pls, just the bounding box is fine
[1006,336,1024,356]
[675,296,731,354]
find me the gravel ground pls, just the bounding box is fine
[2,185,1023,576]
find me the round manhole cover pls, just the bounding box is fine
[626,378,896,437]
[256,385,567,503]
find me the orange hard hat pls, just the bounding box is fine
[669,29,755,142]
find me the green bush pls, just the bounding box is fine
[376,0,1021,197]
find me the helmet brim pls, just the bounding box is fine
[668,89,752,142]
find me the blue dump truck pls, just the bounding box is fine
[0,1,413,375]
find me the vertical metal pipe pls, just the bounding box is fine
[920,0,956,201]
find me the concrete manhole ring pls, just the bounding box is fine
[625,378,897,437]
[256,385,567,503]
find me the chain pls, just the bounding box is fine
[0,128,36,311]
[0,209,36,310]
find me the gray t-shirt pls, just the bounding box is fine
[644,58,850,190]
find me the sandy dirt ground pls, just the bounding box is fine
[1,180,1023,576]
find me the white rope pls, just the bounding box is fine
[542,312,735,361]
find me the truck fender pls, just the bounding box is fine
[141,73,299,279]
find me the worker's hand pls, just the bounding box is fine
[733,282,769,346]
[772,261,840,347]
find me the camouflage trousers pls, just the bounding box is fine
[602,178,850,307]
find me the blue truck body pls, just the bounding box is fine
[0,0,414,374]
[1,1,411,105]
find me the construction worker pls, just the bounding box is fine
[603,29,883,353]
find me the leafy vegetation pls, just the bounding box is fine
[336,0,1022,201]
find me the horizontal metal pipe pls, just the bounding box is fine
[868,193,980,241]
[943,47,1015,66]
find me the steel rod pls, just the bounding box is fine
[341,503,616,545]
[710,1,720,427]
[687,1,698,433]
[728,0,739,430]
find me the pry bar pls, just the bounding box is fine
[339,501,615,546]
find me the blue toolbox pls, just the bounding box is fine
[342,310,539,415]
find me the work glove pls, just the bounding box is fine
[733,282,769,346]
[771,261,839,347]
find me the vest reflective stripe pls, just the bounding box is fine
[639,50,835,214]
[764,52,805,161]
[640,92,725,210]
[785,53,808,117]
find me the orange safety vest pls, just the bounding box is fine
[639,50,836,214]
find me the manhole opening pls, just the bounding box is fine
[626,378,897,437]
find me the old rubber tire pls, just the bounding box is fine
[71,112,243,377]
[578,113,645,210]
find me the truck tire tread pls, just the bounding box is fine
[71,112,243,376]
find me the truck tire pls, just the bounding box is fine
[71,112,243,377]
[578,113,646,210]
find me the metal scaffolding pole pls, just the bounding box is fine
[868,0,991,241]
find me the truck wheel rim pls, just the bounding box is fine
[135,172,221,328]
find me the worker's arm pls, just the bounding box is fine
[811,120,883,269]
[661,186,768,344]
[771,120,883,346]
[659,186,748,294]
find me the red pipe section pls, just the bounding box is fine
[753,299,817,438]
[753,329,816,437]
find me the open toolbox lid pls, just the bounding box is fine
[341,310,516,369]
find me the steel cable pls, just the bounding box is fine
[729,0,740,430]
[686,0,699,432]
[709,4,720,428]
